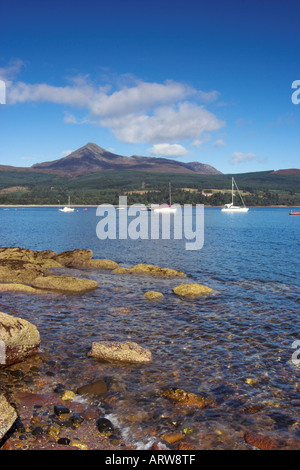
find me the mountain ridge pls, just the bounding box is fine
[31,142,223,175]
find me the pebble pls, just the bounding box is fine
[47,423,61,438]
[61,390,76,401]
[54,405,70,416]
[96,417,114,435]
[68,413,84,427]
[57,437,70,446]
[70,440,88,450]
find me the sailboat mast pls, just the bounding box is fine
[232,177,234,205]
[169,182,171,206]
[233,178,246,207]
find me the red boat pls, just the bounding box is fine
[289,211,300,215]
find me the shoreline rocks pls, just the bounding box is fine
[0,247,191,296]
[89,341,152,364]
[0,247,99,295]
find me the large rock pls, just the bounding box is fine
[54,249,93,267]
[0,394,18,440]
[31,275,98,294]
[83,259,119,270]
[128,264,186,278]
[0,259,44,284]
[0,283,44,294]
[173,283,213,297]
[0,312,40,367]
[0,247,61,270]
[89,341,152,364]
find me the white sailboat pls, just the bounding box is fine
[153,183,177,213]
[59,196,75,212]
[221,177,249,212]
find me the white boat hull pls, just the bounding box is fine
[221,206,249,212]
[59,207,75,212]
[153,206,177,213]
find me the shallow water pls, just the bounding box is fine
[0,206,299,449]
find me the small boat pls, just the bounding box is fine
[221,177,249,212]
[153,204,177,213]
[289,210,300,215]
[154,183,177,213]
[59,196,75,212]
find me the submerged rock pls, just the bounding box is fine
[172,283,213,298]
[31,276,98,294]
[89,341,152,364]
[77,380,108,396]
[244,432,277,450]
[0,394,18,440]
[161,388,217,409]
[144,290,164,301]
[0,311,40,367]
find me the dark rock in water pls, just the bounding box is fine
[31,426,44,436]
[57,437,71,446]
[96,417,114,435]
[70,414,84,426]
[77,379,108,396]
[53,383,65,394]
[9,370,24,379]
[54,405,70,416]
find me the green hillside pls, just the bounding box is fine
[0,169,299,206]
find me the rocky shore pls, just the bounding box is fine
[0,246,291,451]
[0,246,216,450]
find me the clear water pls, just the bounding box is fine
[0,206,299,449]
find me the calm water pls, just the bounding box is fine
[0,206,299,449]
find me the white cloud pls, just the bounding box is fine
[89,80,196,118]
[4,65,225,147]
[102,102,225,144]
[60,150,73,157]
[148,143,189,158]
[0,59,25,81]
[231,152,257,164]
[213,139,226,147]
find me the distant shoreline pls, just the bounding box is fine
[0,204,299,208]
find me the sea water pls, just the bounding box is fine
[0,206,299,449]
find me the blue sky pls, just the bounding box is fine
[0,0,299,173]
